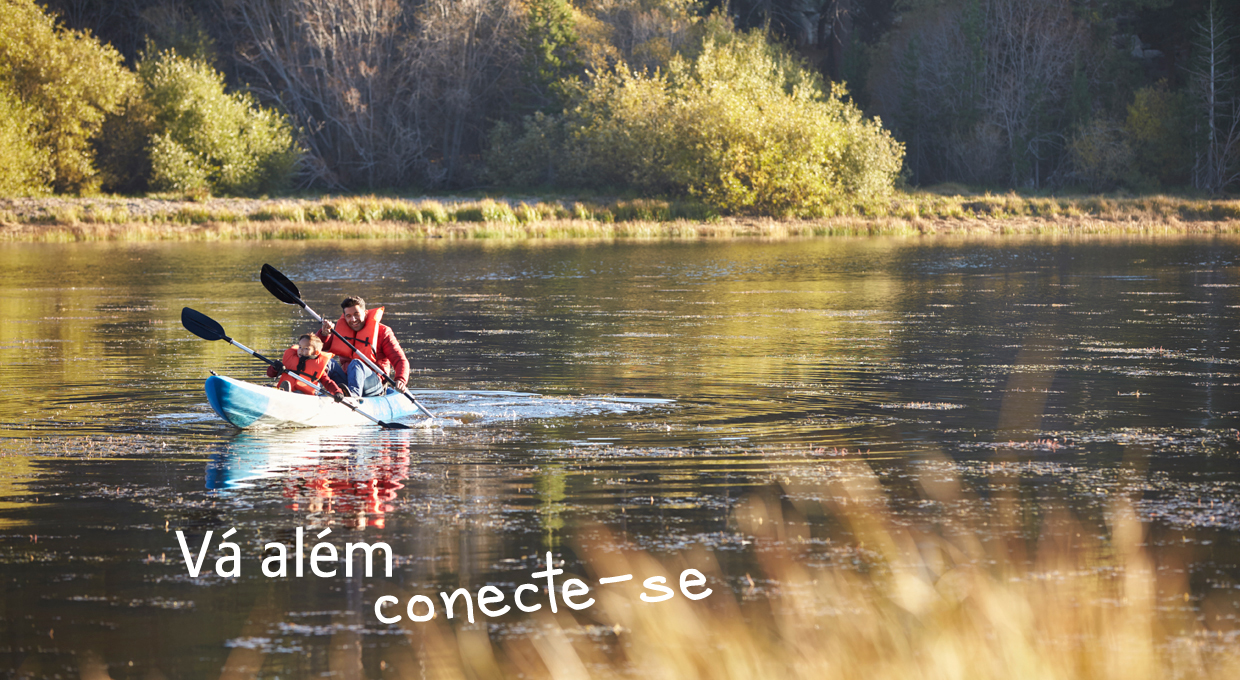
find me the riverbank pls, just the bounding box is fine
[2,193,1239,241]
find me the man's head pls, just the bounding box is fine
[341,296,366,332]
[297,333,323,357]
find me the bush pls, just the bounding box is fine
[326,200,360,223]
[381,201,425,223]
[454,200,518,224]
[141,51,300,196]
[419,202,451,224]
[94,88,156,195]
[485,112,566,187]
[666,34,905,213]
[251,203,305,222]
[1125,83,1190,188]
[488,30,904,215]
[1069,118,1137,191]
[614,199,672,221]
[0,0,135,194]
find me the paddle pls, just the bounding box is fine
[259,264,436,418]
[180,307,411,430]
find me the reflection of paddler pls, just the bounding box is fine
[317,296,409,398]
[282,441,410,528]
[267,333,344,396]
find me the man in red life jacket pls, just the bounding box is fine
[316,295,410,398]
[266,334,345,396]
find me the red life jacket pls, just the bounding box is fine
[331,307,385,369]
[277,347,333,395]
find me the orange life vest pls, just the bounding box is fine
[330,307,384,368]
[277,346,333,395]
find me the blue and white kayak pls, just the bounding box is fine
[204,375,424,429]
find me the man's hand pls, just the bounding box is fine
[395,378,407,392]
[320,319,333,335]
[333,391,346,403]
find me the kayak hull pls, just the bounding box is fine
[204,375,422,429]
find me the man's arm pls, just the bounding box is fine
[377,325,410,390]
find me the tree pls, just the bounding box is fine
[410,0,525,186]
[141,50,300,196]
[1125,82,1190,187]
[0,0,136,193]
[226,0,523,190]
[227,0,413,189]
[1187,0,1240,194]
[489,29,905,214]
[869,0,1086,188]
[520,0,583,112]
[0,83,49,195]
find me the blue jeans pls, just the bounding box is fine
[327,357,384,397]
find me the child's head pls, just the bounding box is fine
[297,333,323,357]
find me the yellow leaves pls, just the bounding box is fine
[490,27,903,215]
[650,33,899,215]
[0,82,50,195]
[1069,118,1136,191]
[567,7,620,72]
[0,0,135,194]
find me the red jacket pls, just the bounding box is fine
[316,323,410,383]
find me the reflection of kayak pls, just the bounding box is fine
[206,430,414,528]
[205,375,423,429]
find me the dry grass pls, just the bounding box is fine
[337,458,1238,680]
[1,193,1238,241]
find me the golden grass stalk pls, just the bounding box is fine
[367,459,1237,680]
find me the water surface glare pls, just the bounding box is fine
[2,237,1239,676]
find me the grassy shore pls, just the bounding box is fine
[2,192,1239,241]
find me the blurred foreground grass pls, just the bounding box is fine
[192,458,1239,680]
[3,192,1239,241]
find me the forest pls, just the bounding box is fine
[1,0,1238,215]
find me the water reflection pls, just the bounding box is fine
[0,455,37,528]
[207,430,416,529]
[1,237,1239,676]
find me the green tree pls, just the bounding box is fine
[140,50,300,196]
[0,83,49,195]
[1125,83,1189,188]
[93,87,156,195]
[0,0,135,194]
[522,0,583,112]
[490,29,904,214]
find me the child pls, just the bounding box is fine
[268,333,344,396]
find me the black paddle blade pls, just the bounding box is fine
[181,307,227,342]
[260,264,303,306]
[382,421,412,430]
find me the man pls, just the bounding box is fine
[316,296,410,397]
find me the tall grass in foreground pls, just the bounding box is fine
[206,459,1238,680]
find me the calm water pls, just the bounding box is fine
[2,237,1239,676]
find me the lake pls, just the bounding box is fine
[2,236,1238,677]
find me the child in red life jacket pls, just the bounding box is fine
[267,333,345,397]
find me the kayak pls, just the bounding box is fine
[204,375,424,429]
